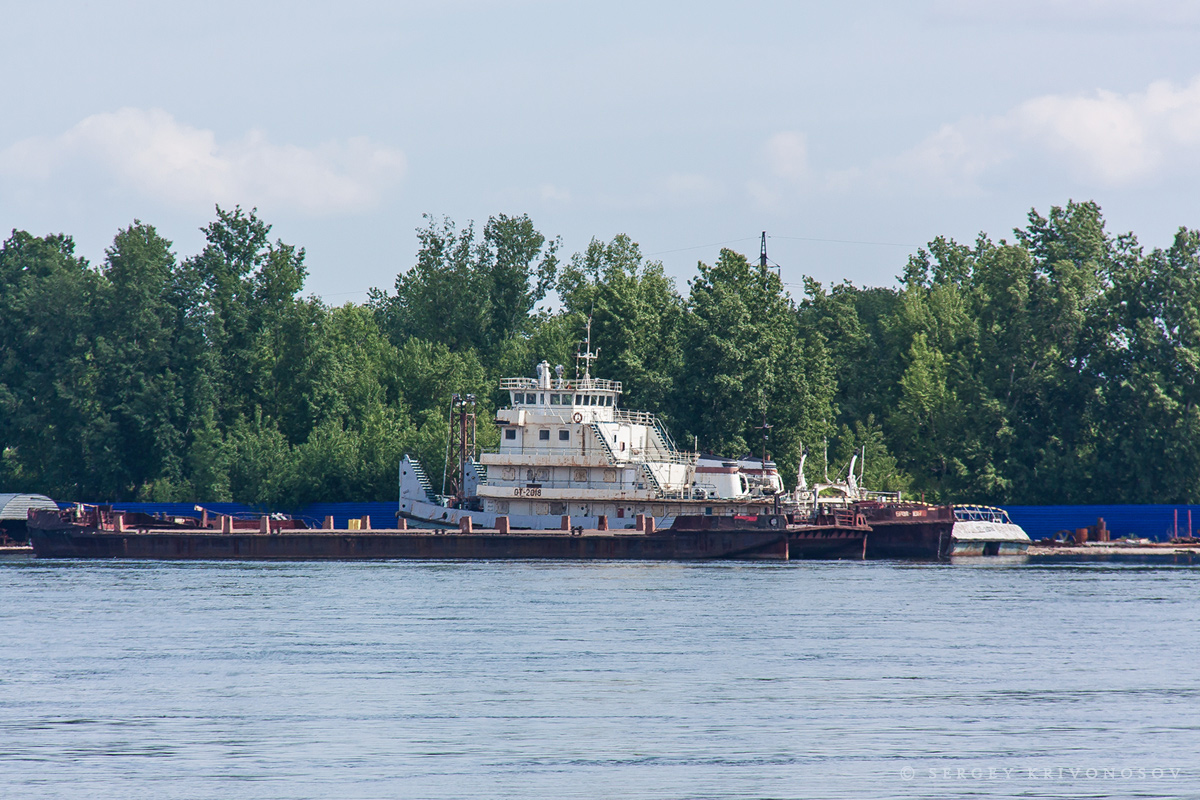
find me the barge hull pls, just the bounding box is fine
[27,528,789,561]
[852,503,955,560]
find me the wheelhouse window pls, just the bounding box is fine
[575,394,583,405]
[550,394,560,405]
[539,429,550,441]
[505,429,516,440]
[559,430,570,441]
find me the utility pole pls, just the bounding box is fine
[449,393,477,504]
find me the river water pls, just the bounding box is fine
[1,555,1197,799]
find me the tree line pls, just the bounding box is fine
[2,201,1198,506]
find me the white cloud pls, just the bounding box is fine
[0,108,406,215]
[878,76,1200,192]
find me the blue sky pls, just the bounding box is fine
[3,0,1200,302]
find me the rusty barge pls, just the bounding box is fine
[27,506,872,562]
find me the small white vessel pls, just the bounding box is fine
[949,505,1031,555]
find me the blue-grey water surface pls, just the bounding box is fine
[2,556,1198,799]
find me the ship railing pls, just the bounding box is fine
[482,478,691,492]
[952,504,1012,523]
[499,377,622,392]
[858,491,903,503]
[484,446,697,466]
[487,445,614,458]
[612,408,658,426]
[803,490,902,506]
[655,486,730,501]
[631,450,696,466]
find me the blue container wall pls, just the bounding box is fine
[1002,505,1200,541]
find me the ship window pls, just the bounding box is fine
[539,429,550,441]
[550,394,560,405]
[590,395,598,405]
[511,393,520,404]
[540,393,545,404]
[505,429,516,440]
[576,394,583,405]
[559,430,569,441]
[605,396,612,406]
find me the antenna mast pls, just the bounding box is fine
[754,411,773,469]
[760,231,768,276]
[575,315,599,382]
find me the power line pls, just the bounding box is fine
[646,237,760,256]
[771,234,920,248]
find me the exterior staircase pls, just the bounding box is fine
[590,423,619,464]
[641,464,666,497]
[406,457,436,501]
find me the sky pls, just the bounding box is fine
[3,0,1200,304]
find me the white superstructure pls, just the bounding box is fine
[399,328,784,530]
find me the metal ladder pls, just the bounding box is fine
[589,423,619,464]
[408,458,436,500]
[641,464,665,497]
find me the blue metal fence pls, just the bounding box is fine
[1002,505,1200,541]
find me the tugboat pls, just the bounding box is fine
[399,319,791,532]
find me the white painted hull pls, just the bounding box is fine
[400,496,674,532]
[950,520,1031,555]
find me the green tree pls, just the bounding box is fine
[1090,226,1200,502]
[557,234,685,416]
[0,231,105,497]
[93,222,187,498]
[370,214,559,357]
[677,248,835,485]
